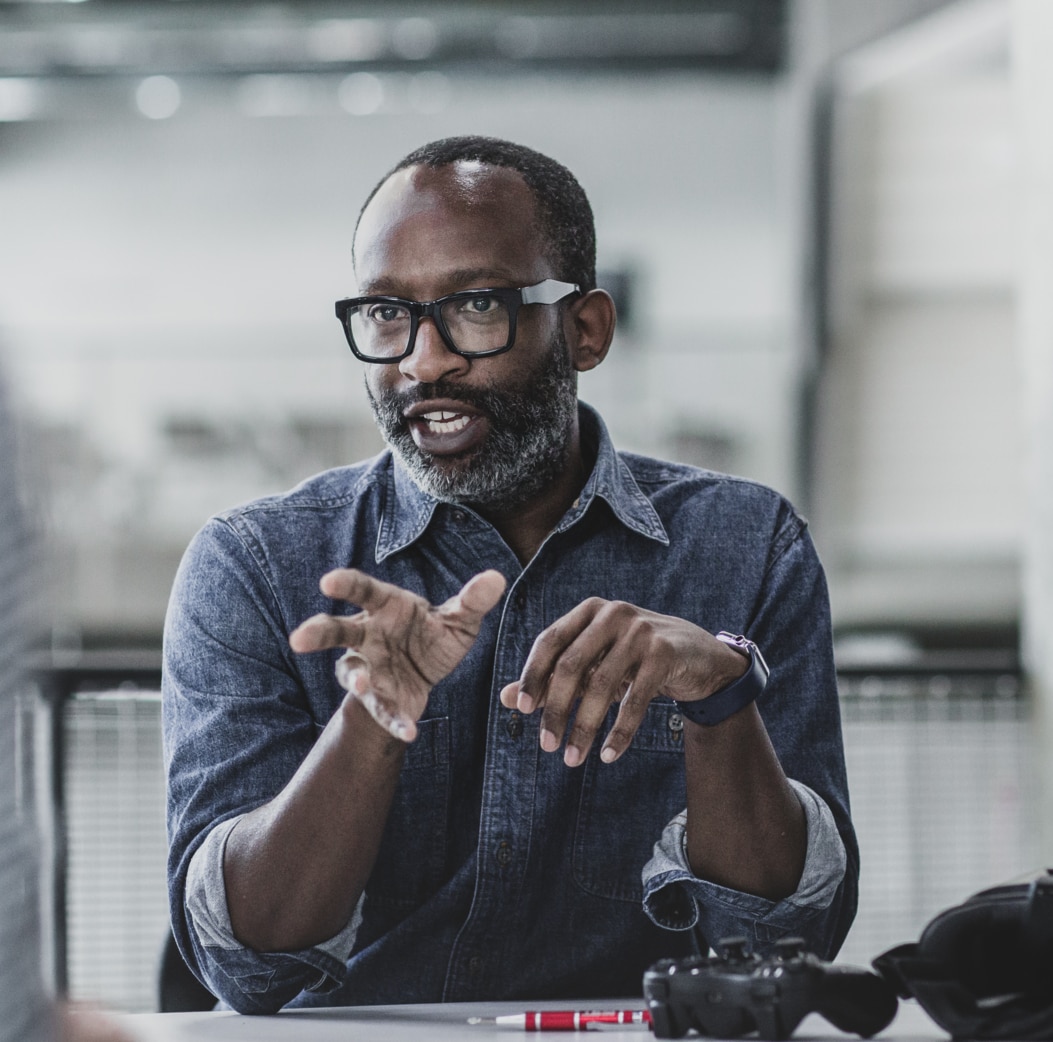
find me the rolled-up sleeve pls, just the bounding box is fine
[183,817,361,1010]
[638,507,859,959]
[641,779,848,954]
[163,516,352,1014]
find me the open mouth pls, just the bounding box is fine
[419,410,472,435]
[404,402,488,456]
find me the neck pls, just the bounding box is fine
[478,433,588,565]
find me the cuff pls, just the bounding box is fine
[641,779,847,941]
[185,816,363,965]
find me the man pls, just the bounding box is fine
[163,136,857,1015]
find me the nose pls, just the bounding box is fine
[398,316,469,383]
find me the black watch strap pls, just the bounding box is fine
[674,632,769,727]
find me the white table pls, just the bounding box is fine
[115,998,946,1042]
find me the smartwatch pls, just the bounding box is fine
[674,632,769,727]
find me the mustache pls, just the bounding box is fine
[374,381,502,420]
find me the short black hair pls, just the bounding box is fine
[356,135,597,293]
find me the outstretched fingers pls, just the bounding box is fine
[318,568,403,610]
[438,570,507,628]
[289,569,413,653]
[289,569,508,742]
[289,611,366,654]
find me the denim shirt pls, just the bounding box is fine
[162,404,857,1015]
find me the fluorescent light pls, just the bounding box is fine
[392,18,438,61]
[135,75,180,119]
[338,72,383,115]
[307,19,385,63]
[0,78,37,121]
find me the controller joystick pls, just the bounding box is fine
[643,937,899,1040]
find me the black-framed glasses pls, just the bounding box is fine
[334,278,580,363]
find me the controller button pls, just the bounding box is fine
[718,937,749,961]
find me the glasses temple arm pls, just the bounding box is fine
[519,280,580,305]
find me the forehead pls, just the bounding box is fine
[354,161,548,292]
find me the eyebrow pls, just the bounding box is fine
[359,267,526,297]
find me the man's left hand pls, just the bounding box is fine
[499,599,749,766]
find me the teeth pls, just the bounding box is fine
[421,411,470,434]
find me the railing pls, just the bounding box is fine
[30,651,163,1008]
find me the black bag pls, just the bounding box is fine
[874,869,1053,1039]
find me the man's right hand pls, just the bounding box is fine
[290,568,507,742]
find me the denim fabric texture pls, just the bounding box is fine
[162,404,858,1014]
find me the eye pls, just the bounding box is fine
[366,303,408,324]
[464,295,498,314]
[452,295,510,320]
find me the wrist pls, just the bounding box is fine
[675,632,769,727]
[339,693,411,751]
[708,640,750,695]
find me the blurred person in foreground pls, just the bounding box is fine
[0,367,131,1042]
[163,136,858,1015]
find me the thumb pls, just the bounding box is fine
[440,569,506,622]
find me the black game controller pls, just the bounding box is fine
[643,937,899,1040]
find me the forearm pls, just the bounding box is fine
[683,703,807,900]
[223,694,406,952]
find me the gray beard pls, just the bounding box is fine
[366,336,579,513]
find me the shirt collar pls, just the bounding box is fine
[375,401,670,562]
[375,455,441,562]
[570,403,669,546]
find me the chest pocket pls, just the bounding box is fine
[363,716,451,911]
[572,701,687,903]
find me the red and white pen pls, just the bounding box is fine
[469,1009,652,1030]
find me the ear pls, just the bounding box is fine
[566,289,616,373]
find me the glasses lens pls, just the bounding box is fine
[347,301,413,360]
[439,293,512,355]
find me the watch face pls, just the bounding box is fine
[715,632,769,676]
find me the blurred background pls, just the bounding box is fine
[2,0,1052,1015]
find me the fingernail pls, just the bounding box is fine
[564,746,583,768]
[540,728,559,753]
[517,692,535,714]
[600,745,618,764]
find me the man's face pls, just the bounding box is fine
[354,162,579,512]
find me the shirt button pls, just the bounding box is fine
[468,955,482,975]
[506,711,523,738]
[514,591,527,610]
[668,712,684,734]
[452,509,468,524]
[495,841,513,867]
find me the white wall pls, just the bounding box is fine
[812,0,1020,630]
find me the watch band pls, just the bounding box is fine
[674,632,769,727]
